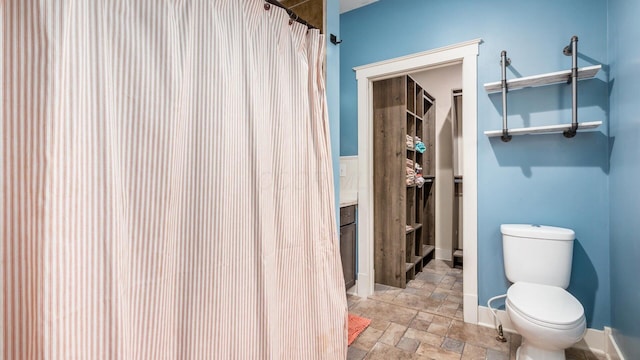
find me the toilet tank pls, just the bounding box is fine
[501,224,575,289]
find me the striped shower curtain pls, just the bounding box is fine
[1,1,347,358]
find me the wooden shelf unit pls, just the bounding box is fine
[372,75,436,288]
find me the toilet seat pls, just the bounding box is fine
[507,282,585,330]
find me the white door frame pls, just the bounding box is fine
[353,39,481,324]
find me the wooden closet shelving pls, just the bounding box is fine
[373,75,436,288]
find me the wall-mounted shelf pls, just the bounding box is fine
[484,121,602,137]
[484,36,602,141]
[483,65,601,93]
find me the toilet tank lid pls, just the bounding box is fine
[501,224,575,241]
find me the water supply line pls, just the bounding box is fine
[487,294,508,343]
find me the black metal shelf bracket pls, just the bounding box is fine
[500,50,512,142]
[563,36,579,138]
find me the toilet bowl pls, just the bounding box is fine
[501,224,587,360]
[506,282,586,360]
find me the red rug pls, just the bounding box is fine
[348,313,372,345]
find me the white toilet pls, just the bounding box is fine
[501,224,587,360]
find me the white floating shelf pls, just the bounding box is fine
[484,121,602,137]
[484,65,601,93]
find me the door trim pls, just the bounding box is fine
[353,39,481,324]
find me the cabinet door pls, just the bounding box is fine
[340,223,356,289]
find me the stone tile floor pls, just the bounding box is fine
[347,260,605,360]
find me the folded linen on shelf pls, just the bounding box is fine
[406,166,416,186]
[406,158,414,167]
[406,134,414,148]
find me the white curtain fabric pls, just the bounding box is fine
[2,1,347,358]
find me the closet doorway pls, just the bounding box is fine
[410,66,464,268]
[353,39,480,324]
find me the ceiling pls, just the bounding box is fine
[339,0,379,14]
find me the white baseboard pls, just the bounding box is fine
[355,272,373,298]
[573,328,605,356]
[605,327,625,360]
[478,305,516,332]
[347,283,357,296]
[463,294,478,324]
[436,247,453,262]
[477,306,607,355]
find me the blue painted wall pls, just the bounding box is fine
[340,0,611,329]
[608,0,640,357]
[326,0,341,224]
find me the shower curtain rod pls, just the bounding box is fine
[264,0,317,29]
